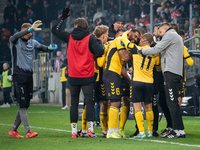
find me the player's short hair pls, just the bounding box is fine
[170,23,179,33]
[116,28,127,34]
[136,27,146,35]
[74,18,88,30]
[3,62,9,68]
[21,23,31,30]
[154,23,160,28]
[178,29,185,36]
[159,22,170,28]
[93,25,109,38]
[142,33,153,45]
[131,29,141,35]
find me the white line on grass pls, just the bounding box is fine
[1,123,200,148]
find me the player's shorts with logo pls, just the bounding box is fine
[103,70,122,102]
[130,81,153,103]
[94,81,107,102]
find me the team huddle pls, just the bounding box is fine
[8,8,193,139]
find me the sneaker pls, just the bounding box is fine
[119,129,126,138]
[1,103,6,107]
[146,133,153,138]
[80,132,88,137]
[160,128,170,137]
[161,130,178,139]
[26,130,38,138]
[107,132,122,138]
[96,122,101,128]
[5,103,10,108]
[72,132,79,138]
[152,130,159,137]
[102,133,107,138]
[134,133,146,139]
[130,129,139,137]
[179,134,186,138]
[9,130,24,138]
[61,105,69,110]
[88,129,97,138]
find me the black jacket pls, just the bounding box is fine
[108,24,116,41]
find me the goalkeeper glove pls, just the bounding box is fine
[28,20,43,32]
[48,44,58,50]
[60,7,70,20]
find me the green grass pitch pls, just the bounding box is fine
[0,105,200,150]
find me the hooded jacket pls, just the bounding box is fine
[52,19,104,85]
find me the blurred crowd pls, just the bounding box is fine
[0,0,200,63]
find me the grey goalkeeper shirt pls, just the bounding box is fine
[10,34,43,76]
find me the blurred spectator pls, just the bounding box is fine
[140,15,150,27]
[31,0,43,20]
[141,2,150,16]
[1,25,11,40]
[32,31,43,43]
[183,20,189,32]
[169,6,177,22]
[93,8,103,23]
[42,32,50,46]
[3,0,17,35]
[16,9,26,31]
[42,1,52,28]
[27,7,36,23]
[55,51,64,72]
[16,0,27,15]
[129,0,141,23]
[177,9,185,29]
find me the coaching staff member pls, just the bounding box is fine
[128,22,185,138]
[9,20,57,138]
[52,8,104,138]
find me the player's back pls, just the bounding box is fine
[133,46,160,83]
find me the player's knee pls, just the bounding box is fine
[110,100,121,108]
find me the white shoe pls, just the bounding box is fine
[5,103,10,108]
[61,105,69,109]
[1,103,6,107]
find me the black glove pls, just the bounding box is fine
[61,8,70,20]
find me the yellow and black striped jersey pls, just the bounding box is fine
[104,37,126,76]
[132,45,160,83]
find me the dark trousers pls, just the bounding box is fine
[164,71,184,130]
[152,94,159,131]
[3,91,10,104]
[95,102,100,123]
[70,83,94,123]
[62,82,66,107]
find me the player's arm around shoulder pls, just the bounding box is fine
[154,54,161,72]
[115,37,132,61]
[89,34,105,56]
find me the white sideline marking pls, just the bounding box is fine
[28,111,45,114]
[1,123,200,148]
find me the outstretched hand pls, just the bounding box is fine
[61,7,70,20]
[31,20,43,31]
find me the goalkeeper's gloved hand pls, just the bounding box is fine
[28,20,43,32]
[60,7,70,20]
[48,44,58,51]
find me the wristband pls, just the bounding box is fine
[28,27,34,32]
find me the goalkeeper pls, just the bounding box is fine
[8,20,57,138]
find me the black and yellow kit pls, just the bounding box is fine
[103,37,126,101]
[128,45,161,103]
[178,46,194,97]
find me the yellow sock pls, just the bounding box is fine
[82,107,88,131]
[135,109,144,133]
[119,105,130,130]
[108,106,119,128]
[146,108,154,132]
[100,112,108,132]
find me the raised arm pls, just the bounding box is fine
[51,8,71,43]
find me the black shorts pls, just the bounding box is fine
[121,77,130,97]
[94,81,107,102]
[130,81,153,103]
[103,70,122,102]
[13,74,33,100]
[178,81,185,97]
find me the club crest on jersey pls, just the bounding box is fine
[120,41,125,46]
